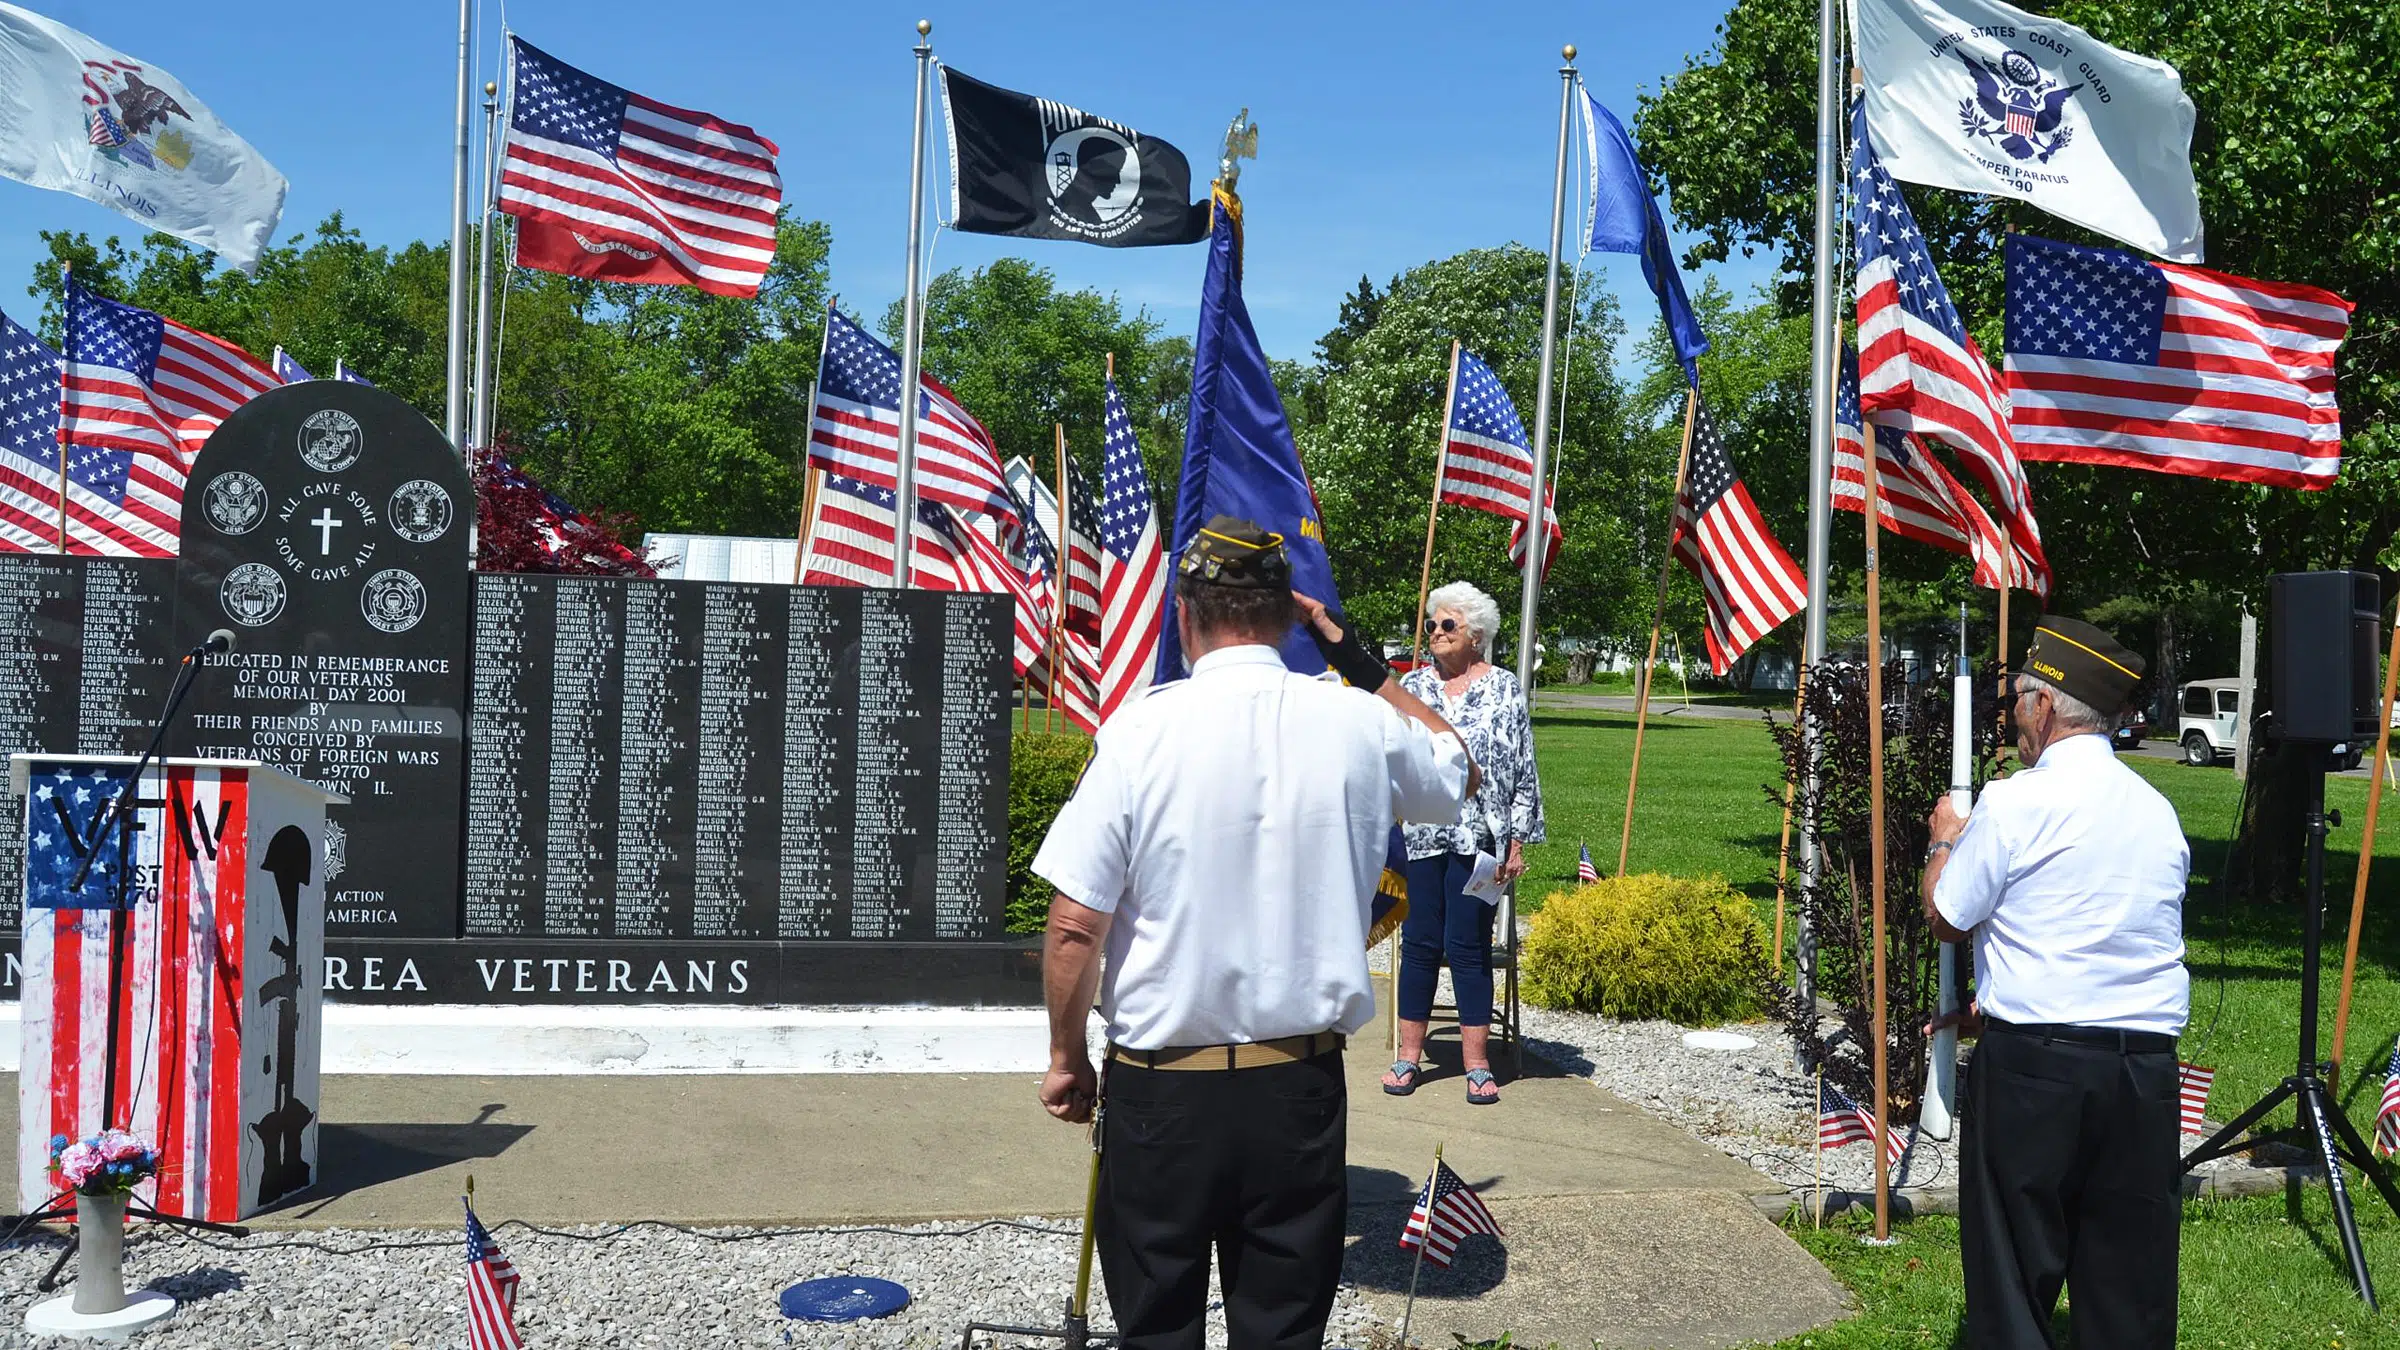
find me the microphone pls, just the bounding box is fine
[205,629,236,656]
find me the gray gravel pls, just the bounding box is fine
[1,1219,1384,1349]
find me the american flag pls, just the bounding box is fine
[1850,103,2049,594]
[1052,463,1104,643]
[270,346,312,383]
[465,1202,524,1350]
[944,505,1100,734]
[807,311,1019,533]
[1576,842,1600,885]
[1669,393,1805,676]
[2378,1042,2400,1157]
[1818,1080,1908,1165]
[1096,375,1167,724]
[499,37,781,298]
[1440,349,1560,576]
[2003,233,2352,491]
[1833,344,2039,596]
[2177,1061,2216,1138]
[0,308,66,553]
[334,360,372,386]
[1398,1158,1504,1269]
[801,473,974,590]
[56,276,278,557]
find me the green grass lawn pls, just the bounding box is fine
[1520,696,2400,1345]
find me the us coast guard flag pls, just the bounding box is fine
[0,3,286,270]
[1856,0,2202,262]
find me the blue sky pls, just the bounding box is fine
[5,0,1777,363]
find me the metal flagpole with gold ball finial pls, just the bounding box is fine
[471,79,501,454]
[1513,44,1575,710]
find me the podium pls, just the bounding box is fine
[11,755,343,1222]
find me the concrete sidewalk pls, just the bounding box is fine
[2,981,1852,1347]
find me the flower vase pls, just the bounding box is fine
[71,1190,129,1316]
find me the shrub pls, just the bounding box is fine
[1520,873,1766,1024]
[1006,731,1093,933]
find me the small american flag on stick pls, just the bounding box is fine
[1398,1157,1504,1269]
[2377,1041,2400,1157]
[1818,1081,1907,1166]
[465,1202,524,1350]
[1576,843,1600,885]
[1440,348,1560,575]
[2177,1061,2216,1137]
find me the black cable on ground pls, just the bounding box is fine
[33,1215,1087,1260]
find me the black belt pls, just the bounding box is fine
[1987,1017,2176,1054]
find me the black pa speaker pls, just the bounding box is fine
[2270,570,2381,744]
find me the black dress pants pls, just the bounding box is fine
[1096,1050,1348,1350]
[1961,1022,2181,1349]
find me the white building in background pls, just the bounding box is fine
[642,533,799,583]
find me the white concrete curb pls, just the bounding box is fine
[0,1003,1051,1076]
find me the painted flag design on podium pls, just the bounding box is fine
[2176,1060,2216,1137]
[499,36,781,297]
[1669,394,1805,675]
[465,1202,525,1350]
[1398,1158,1503,1268]
[1440,349,1560,577]
[2003,233,2352,490]
[55,275,277,557]
[1818,1081,1908,1165]
[1096,375,1166,725]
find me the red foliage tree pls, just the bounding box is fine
[471,446,658,577]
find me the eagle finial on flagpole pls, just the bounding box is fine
[1218,108,1258,192]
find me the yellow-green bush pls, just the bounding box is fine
[1007,732,1093,933]
[1521,873,1765,1024]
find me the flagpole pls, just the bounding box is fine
[1051,423,1069,734]
[1411,341,1463,671]
[1616,386,1697,876]
[1794,0,1843,1045]
[469,79,499,456]
[1863,434,1891,1245]
[892,19,934,587]
[1813,1060,1826,1228]
[1398,1142,1441,1350]
[794,296,837,586]
[1514,46,1576,707]
[2331,603,2400,1077]
[792,467,823,586]
[445,0,473,453]
[54,261,71,556]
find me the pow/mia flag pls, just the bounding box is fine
[938,67,1209,248]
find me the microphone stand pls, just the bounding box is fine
[1,637,252,1284]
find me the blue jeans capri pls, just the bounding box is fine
[1396,851,1497,1028]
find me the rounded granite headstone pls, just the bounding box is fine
[171,381,470,941]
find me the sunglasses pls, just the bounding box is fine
[1423,618,1461,635]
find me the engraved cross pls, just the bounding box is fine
[311,508,344,555]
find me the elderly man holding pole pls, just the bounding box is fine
[1921,617,2189,1349]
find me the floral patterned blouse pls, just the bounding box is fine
[1398,664,1545,861]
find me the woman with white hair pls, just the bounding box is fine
[1381,580,1544,1105]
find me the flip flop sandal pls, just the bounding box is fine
[1465,1068,1500,1105]
[1382,1061,1421,1096]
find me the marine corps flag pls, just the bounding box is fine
[938,66,1209,247]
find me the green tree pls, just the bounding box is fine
[1298,245,1638,650]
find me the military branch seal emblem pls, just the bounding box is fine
[220,562,287,627]
[1958,51,2080,164]
[388,480,456,543]
[298,408,365,473]
[361,568,428,634]
[203,471,269,535]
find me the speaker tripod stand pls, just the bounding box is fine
[2183,746,2400,1307]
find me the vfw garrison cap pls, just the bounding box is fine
[1177,514,1290,590]
[2018,616,2145,714]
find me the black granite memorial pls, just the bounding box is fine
[169,382,472,943]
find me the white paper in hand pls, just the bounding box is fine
[1462,851,1507,907]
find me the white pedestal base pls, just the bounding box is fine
[23,1290,175,1341]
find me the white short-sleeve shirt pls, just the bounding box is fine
[1031,644,1472,1050]
[1933,732,2191,1035]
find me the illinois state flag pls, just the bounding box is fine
[0,3,286,269]
[1855,0,2201,262]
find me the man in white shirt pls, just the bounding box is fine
[1033,516,1474,1350]
[1923,617,2189,1350]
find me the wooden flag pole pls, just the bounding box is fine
[1770,670,1809,977]
[1863,418,1892,1244]
[1616,387,1699,876]
[1410,341,1465,671]
[791,466,823,585]
[2331,604,2400,1077]
[1049,423,1070,734]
